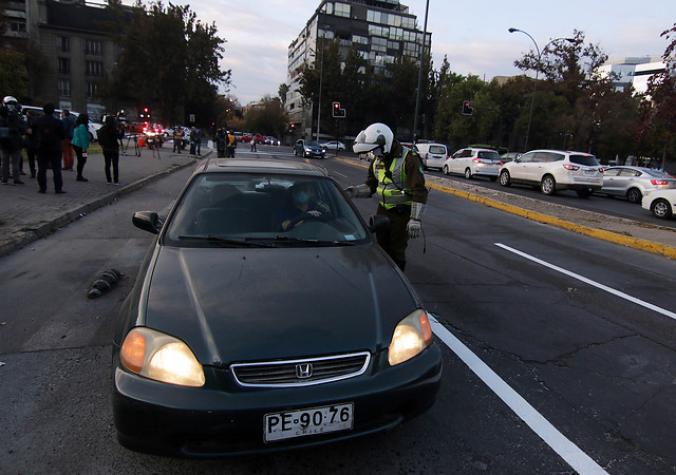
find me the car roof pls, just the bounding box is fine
[527,149,595,156]
[200,158,328,176]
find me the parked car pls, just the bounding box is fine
[22,105,101,142]
[444,147,502,180]
[321,140,346,151]
[642,189,676,219]
[416,143,447,171]
[499,150,603,197]
[294,139,326,159]
[602,166,676,203]
[500,152,522,163]
[113,158,442,455]
[265,136,281,146]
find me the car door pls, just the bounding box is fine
[451,149,470,174]
[617,168,641,196]
[510,151,535,182]
[602,167,622,195]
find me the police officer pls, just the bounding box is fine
[346,122,427,271]
[0,96,26,185]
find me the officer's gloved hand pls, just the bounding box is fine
[407,219,422,239]
[344,184,372,199]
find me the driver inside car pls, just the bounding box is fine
[280,182,330,231]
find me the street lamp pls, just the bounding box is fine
[412,0,430,142]
[508,28,575,150]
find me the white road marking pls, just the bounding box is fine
[495,243,676,322]
[332,171,348,178]
[430,316,608,475]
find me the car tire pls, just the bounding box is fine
[499,170,511,187]
[626,188,642,204]
[464,168,472,180]
[651,199,673,219]
[541,175,556,195]
[443,165,449,175]
[576,188,591,198]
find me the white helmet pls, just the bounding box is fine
[3,96,18,105]
[353,122,394,155]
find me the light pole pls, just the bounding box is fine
[508,28,575,151]
[316,38,324,143]
[412,0,430,142]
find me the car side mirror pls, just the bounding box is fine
[133,211,160,234]
[368,215,390,233]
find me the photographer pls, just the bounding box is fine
[0,96,26,185]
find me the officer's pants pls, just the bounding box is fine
[376,205,410,271]
[1,148,21,183]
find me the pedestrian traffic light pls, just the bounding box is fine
[332,101,346,118]
[462,100,473,116]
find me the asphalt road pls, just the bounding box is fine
[1,146,675,474]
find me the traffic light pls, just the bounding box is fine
[139,106,151,120]
[462,100,473,116]
[332,101,346,118]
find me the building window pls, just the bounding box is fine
[371,37,387,53]
[334,2,350,18]
[86,61,103,76]
[85,39,103,56]
[87,81,100,98]
[59,36,70,52]
[401,16,415,29]
[352,35,369,45]
[9,19,27,33]
[368,25,389,37]
[58,79,71,97]
[321,2,333,14]
[57,57,70,74]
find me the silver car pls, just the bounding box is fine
[602,166,676,203]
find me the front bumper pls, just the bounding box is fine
[304,151,325,158]
[113,345,442,457]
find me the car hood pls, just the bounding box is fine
[144,245,418,364]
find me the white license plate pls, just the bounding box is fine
[264,403,353,442]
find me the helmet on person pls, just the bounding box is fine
[352,122,394,155]
[3,96,21,113]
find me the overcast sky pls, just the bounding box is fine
[189,0,675,104]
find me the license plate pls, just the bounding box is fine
[264,403,353,442]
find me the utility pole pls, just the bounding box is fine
[412,0,430,142]
[316,38,324,143]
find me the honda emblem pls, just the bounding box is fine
[295,363,313,379]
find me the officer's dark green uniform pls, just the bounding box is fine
[365,140,428,270]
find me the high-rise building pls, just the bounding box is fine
[285,0,431,139]
[597,56,660,93]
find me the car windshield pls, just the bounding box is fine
[164,172,369,247]
[478,151,500,160]
[569,154,599,166]
[429,145,446,154]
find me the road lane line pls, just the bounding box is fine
[332,171,348,178]
[495,243,676,322]
[430,316,608,475]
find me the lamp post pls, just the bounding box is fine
[508,28,575,151]
[412,0,430,142]
[316,37,324,143]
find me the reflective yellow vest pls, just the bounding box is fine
[373,148,412,209]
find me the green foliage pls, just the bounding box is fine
[278,83,289,106]
[105,1,230,125]
[0,49,29,99]
[244,97,288,137]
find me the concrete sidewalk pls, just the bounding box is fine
[0,146,204,257]
[334,152,676,259]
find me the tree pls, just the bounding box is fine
[278,83,289,106]
[244,96,288,138]
[0,49,28,99]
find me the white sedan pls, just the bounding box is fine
[322,140,346,151]
[642,189,676,219]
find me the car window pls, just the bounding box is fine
[619,169,641,177]
[478,151,500,160]
[452,150,464,158]
[164,173,368,246]
[429,145,446,155]
[643,169,669,178]
[519,152,535,163]
[540,152,565,162]
[603,168,621,177]
[569,154,600,166]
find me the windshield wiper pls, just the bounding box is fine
[247,236,356,247]
[177,235,274,248]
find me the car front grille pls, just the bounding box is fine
[231,352,371,387]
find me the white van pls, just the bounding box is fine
[415,143,447,171]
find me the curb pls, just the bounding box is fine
[0,152,207,258]
[333,156,676,260]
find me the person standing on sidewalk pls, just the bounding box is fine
[61,110,76,171]
[35,103,66,194]
[97,115,121,185]
[173,127,183,153]
[0,96,26,185]
[24,110,40,178]
[71,114,90,182]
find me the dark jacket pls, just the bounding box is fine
[0,106,26,152]
[97,123,120,153]
[61,114,76,139]
[34,114,66,153]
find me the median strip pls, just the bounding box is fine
[333,156,676,260]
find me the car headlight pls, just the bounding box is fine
[120,327,205,387]
[388,309,433,366]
